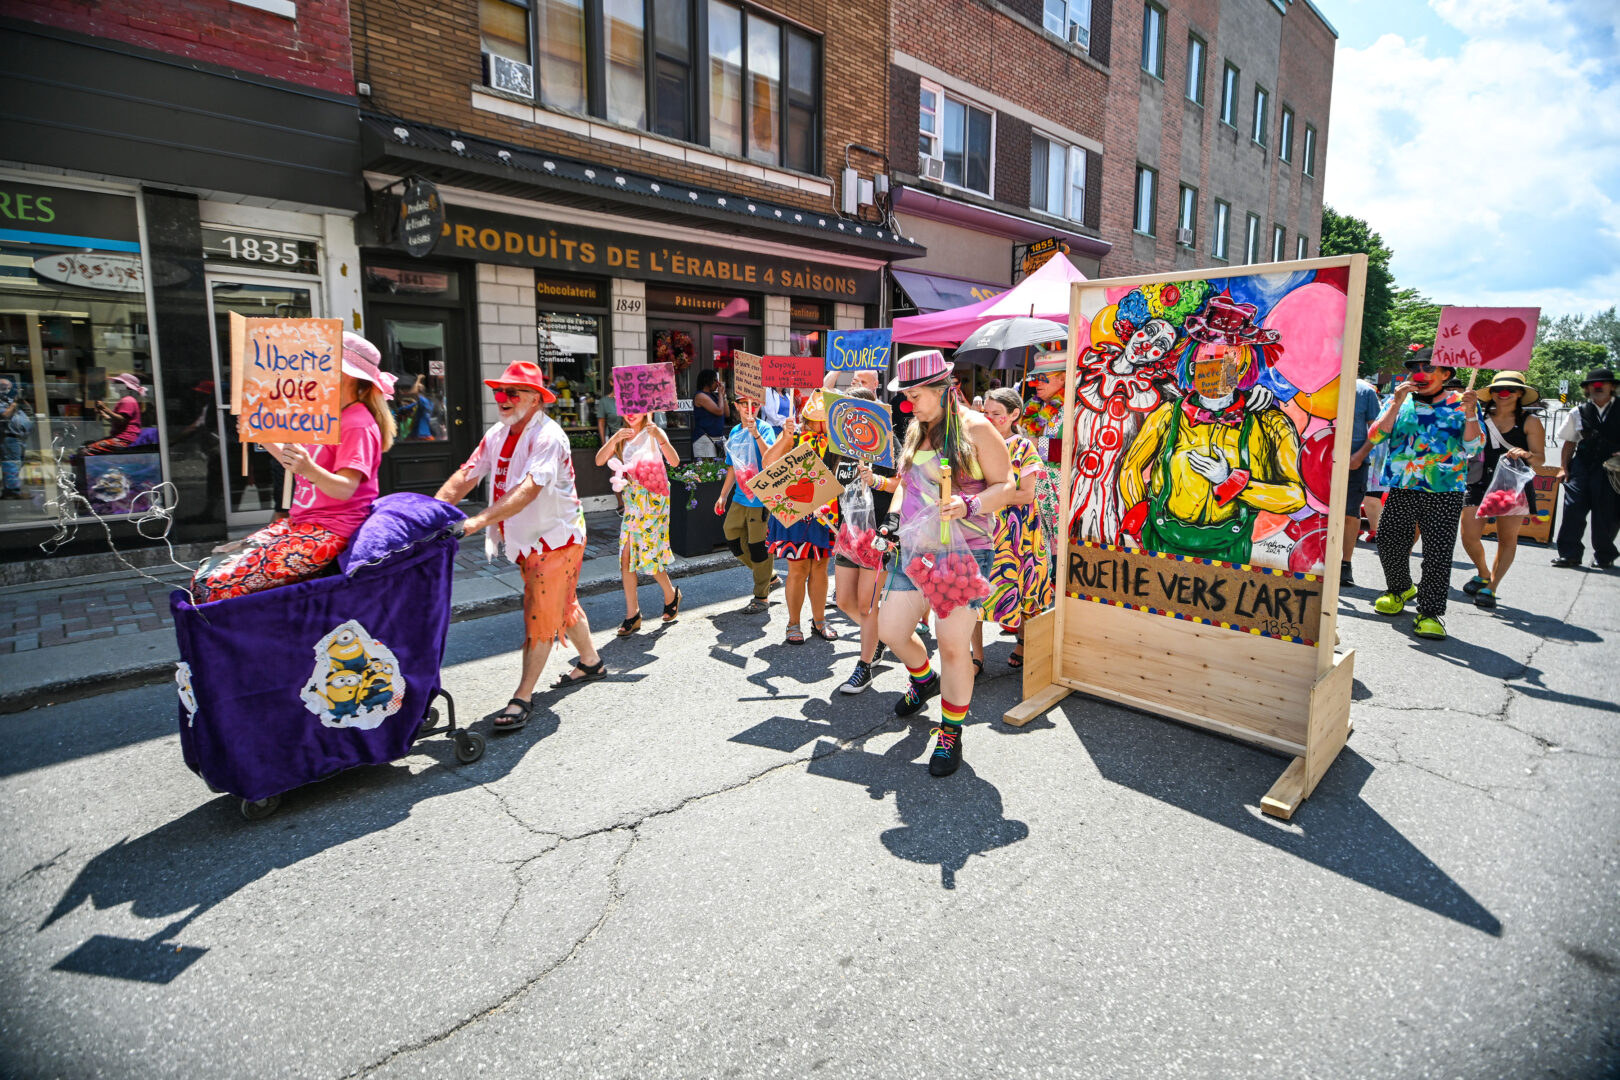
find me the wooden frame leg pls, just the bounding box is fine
[1003,684,1072,728]
[1260,651,1356,819]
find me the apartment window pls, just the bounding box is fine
[1272,224,1285,261]
[1185,35,1206,104]
[1296,234,1308,259]
[918,80,941,161]
[1252,85,1269,146]
[1134,165,1157,235]
[1278,106,1294,163]
[652,0,693,140]
[941,94,994,194]
[1032,135,1085,221]
[1044,0,1092,47]
[1303,123,1317,176]
[1212,199,1230,259]
[708,2,743,154]
[602,0,646,127]
[1245,213,1260,263]
[1141,3,1166,78]
[481,0,531,64]
[784,29,818,173]
[1178,185,1197,244]
[534,0,588,111]
[744,12,781,164]
[1220,63,1239,126]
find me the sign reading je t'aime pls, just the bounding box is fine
[437,205,880,303]
[229,314,344,444]
[1433,307,1540,372]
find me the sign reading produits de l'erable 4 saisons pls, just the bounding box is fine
[436,206,880,304]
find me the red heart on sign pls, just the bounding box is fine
[1467,317,1527,364]
[785,480,815,503]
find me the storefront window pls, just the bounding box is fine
[538,311,605,437]
[381,320,450,443]
[1,182,157,531]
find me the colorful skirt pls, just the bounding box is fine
[619,481,674,574]
[983,502,1054,629]
[767,514,833,560]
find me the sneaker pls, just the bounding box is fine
[871,642,886,665]
[1551,556,1580,568]
[1462,574,1488,596]
[895,673,940,717]
[1412,614,1447,640]
[839,661,874,694]
[928,722,964,777]
[1373,585,1418,615]
[1340,561,1355,587]
[1474,586,1497,610]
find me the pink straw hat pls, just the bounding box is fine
[341,332,396,399]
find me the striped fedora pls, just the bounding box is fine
[888,348,952,392]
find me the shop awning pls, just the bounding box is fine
[891,253,1087,347]
[891,269,1004,314]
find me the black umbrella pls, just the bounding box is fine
[952,316,1069,370]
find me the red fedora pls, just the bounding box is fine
[484,360,557,403]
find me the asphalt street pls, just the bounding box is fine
[1,542,1617,1079]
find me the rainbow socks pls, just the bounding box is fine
[907,658,934,688]
[940,698,967,726]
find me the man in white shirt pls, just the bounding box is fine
[435,361,603,731]
[1554,366,1620,568]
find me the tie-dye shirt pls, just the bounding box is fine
[1368,391,1483,494]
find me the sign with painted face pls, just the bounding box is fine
[822,391,895,468]
[1433,307,1540,372]
[231,314,344,444]
[613,362,678,415]
[825,328,892,372]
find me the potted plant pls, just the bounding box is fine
[666,458,729,557]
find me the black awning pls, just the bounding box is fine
[360,113,923,262]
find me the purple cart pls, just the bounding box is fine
[170,532,482,820]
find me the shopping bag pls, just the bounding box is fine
[834,480,883,569]
[726,425,761,494]
[618,429,670,496]
[1475,455,1534,518]
[897,469,990,619]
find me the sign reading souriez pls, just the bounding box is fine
[436,205,880,303]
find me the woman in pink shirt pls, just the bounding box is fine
[192,333,396,603]
[82,372,148,455]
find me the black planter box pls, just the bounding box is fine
[668,478,729,557]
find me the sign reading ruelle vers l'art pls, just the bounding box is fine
[230,313,343,444]
[1066,542,1324,645]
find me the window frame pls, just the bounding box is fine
[1043,0,1093,48]
[1271,224,1285,262]
[1244,212,1260,264]
[1220,62,1239,127]
[1141,2,1166,79]
[1296,234,1308,259]
[1185,34,1206,105]
[1303,122,1317,176]
[1030,133,1086,222]
[1278,105,1294,163]
[480,0,534,68]
[936,90,996,197]
[1212,199,1230,260]
[1134,164,1158,236]
[1178,184,1197,245]
[1251,83,1269,147]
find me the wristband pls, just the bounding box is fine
[962,494,981,518]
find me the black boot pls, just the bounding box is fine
[895,672,940,717]
[929,722,963,777]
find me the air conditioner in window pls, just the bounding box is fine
[919,154,946,182]
[483,53,534,99]
[1177,227,1195,245]
[1067,22,1091,49]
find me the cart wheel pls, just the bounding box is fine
[452,730,486,765]
[240,795,281,821]
[427,707,440,726]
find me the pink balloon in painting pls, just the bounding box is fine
[1263,283,1348,394]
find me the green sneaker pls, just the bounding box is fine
[1413,614,1447,640]
[1373,585,1418,615]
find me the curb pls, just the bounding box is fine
[0,551,740,715]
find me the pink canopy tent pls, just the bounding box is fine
[890,252,1088,347]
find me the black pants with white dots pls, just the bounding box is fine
[1376,488,1467,618]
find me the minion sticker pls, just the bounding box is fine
[299,620,404,729]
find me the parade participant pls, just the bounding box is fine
[193,333,395,603]
[873,349,1013,778]
[1340,376,1384,587]
[597,411,682,634]
[1459,372,1545,608]
[1017,345,1069,468]
[1553,367,1620,570]
[835,383,891,694]
[715,398,778,614]
[1,377,30,499]
[391,374,439,442]
[1367,345,1483,640]
[434,360,602,731]
[82,372,147,455]
[973,388,1053,672]
[692,368,731,459]
[761,390,837,644]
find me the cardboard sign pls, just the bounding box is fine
[762,354,823,389]
[1483,464,1559,544]
[822,391,895,468]
[613,362,678,414]
[233,316,343,444]
[1434,307,1539,371]
[733,350,765,403]
[1193,347,1242,397]
[825,328,892,372]
[747,441,843,527]
[1066,543,1324,646]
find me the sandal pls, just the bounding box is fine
[551,658,607,690]
[487,697,532,732]
[741,597,770,615]
[810,619,839,641]
[1007,647,1024,669]
[971,658,984,678]
[786,624,805,644]
[662,586,683,622]
[616,613,641,637]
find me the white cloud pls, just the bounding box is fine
[1325,1,1620,314]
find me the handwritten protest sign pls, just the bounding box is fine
[613,362,678,414]
[761,354,823,389]
[825,328,891,372]
[1193,346,1242,398]
[746,441,843,527]
[732,350,765,403]
[823,391,895,469]
[232,315,343,444]
[1434,307,1539,372]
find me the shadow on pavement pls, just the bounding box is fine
[1064,706,1503,936]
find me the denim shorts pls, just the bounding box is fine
[885,546,994,610]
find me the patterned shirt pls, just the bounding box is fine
[1368,391,1484,494]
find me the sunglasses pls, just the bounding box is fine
[492,388,531,402]
[1404,362,1436,374]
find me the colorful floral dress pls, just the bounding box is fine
[618,428,674,574]
[984,434,1054,628]
[767,429,836,560]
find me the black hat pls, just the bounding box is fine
[1581,367,1617,386]
[1403,344,1435,367]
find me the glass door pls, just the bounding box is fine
[370,305,475,494]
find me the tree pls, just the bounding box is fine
[1319,206,1394,376]
[1538,306,1619,361]
[1382,288,1444,374]
[1527,340,1609,402]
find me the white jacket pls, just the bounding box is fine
[463,412,586,562]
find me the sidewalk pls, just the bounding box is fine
[0,511,735,712]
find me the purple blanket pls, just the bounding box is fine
[171,533,458,802]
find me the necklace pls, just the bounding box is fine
[1021,396,1061,437]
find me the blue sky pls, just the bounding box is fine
[1320,0,1620,315]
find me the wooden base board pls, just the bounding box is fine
[1003,684,1072,728]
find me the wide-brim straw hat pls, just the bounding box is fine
[1484,371,1540,406]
